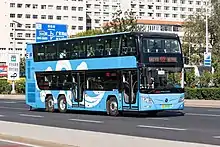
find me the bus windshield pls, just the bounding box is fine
[142,38,181,53]
[139,67,183,93]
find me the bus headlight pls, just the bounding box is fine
[142,96,153,104]
[178,96,184,102]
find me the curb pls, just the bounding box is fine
[0,134,76,147]
[0,95,25,100]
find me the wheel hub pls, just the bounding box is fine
[60,99,66,110]
[110,101,117,111]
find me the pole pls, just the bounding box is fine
[205,1,209,53]
[11,23,16,94]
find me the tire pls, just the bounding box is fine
[58,95,67,113]
[45,96,54,112]
[106,97,119,116]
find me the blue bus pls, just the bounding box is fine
[25,31,185,116]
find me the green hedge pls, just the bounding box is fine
[0,79,220,100]
[0,79,25,94]
[185,87,220,100]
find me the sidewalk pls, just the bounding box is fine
[185,100,220,108]
[0,120,218,147]
[0,94,25,100]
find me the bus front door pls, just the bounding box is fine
[121,70,139,111]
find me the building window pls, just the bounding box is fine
[10,3,15,7]
[57,16,62,20]
[78,7,83,11]
[48,15,53,20]
[17,14,22,18]
[25,24,31,28]
[63,6,68,10]
[156,13,161,17]
[72,7,76,11]
[164,6,169,10]
[41,5,46,9]
[173,14,177,18]
[33,15,38,19]
[72,16,77,21]
[10,14,15,18]
[78,17,83,21]
[17,3,22,8]
[48,5,53,9]
[156,6,161,9]
[25,4,31,8]
[57,6,62,10]
[78,26,83,30]
[26,14,31,18]
[33,4,38,9]
[41,15,46,19]
[63,16,68,20]
[25,33,31,38]
[17,33,22,38]
[72,26,76,30]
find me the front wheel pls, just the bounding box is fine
[106,97,119,116]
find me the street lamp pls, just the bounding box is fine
[205,1,209,53]
[11,20,22,94]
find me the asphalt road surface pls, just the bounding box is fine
[0,99,220,146]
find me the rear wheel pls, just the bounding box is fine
[106,97,119,116]
[45,96,54,112]
[58,95,67,113]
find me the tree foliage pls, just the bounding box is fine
[182,2,220,87]
[182,2,220,67]
[20,57,25,77]
[72,9,146,37]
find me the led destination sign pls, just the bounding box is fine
[149,56,177,63]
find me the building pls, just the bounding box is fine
[0,0,209,65]
[0,0,87,64]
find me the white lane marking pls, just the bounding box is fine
[213,136,220,139]
[69,118,104,124]
[187,113,220,117]
[0,115,4,117]
[0,106,27,110]
[146,118,169,120]
[0,101,17,104]
[19,114,44,118]
[137,125,187,131]
[0,139,42,147]
[208,109,220,112]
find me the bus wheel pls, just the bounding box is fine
[107,97,119,116]
[45,96,54,112]
[58,95,67,113]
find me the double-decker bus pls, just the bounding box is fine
[25,31,184,116]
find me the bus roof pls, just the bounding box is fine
[28,31,179,45]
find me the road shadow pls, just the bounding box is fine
[30,107,185,118]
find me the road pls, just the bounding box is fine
[0,99,220,146]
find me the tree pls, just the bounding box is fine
[182,2,220,87]
[182,2,220,67]
[103,9,146,33]
[20,57,25,77]
[72,9,146,37]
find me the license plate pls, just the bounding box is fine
[162,104,172,109]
